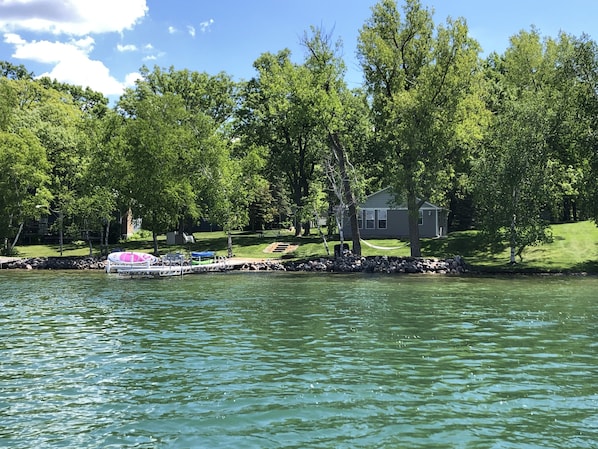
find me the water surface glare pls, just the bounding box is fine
[1,271,596,448]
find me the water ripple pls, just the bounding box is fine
[1,273,596,448]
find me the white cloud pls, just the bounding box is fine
[124,72,141,88]
[8,34,94,64]
[0,0,148,97]
[168,26,177,34]
[200,19,214,33]
[5,32,136,96]
[0,0,148,36]
[41,57,125,96]
[4,32,25,45]
[117,43,138,52]
[187,25,196,38]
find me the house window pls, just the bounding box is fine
[357,210,363,229]
[418,210,423,225]
[377,209,387,229]
[365,210,375,229]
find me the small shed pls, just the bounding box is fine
[343,187,449,239]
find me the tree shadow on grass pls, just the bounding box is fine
[569,260,598,274]
[119,232,325,257]
[421,230,506,260]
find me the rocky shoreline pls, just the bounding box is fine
[240,254,467,274]
[1,256,107,270]
[1,254,468,274]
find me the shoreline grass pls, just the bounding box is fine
[9,221,598,274]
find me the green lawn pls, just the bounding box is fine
[12,221,598,273]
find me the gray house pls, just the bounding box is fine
[343,187,449,239]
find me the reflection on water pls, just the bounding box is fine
[0,272,596,448]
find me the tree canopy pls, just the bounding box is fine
[357,0,486,256]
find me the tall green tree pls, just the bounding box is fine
[474,94,554,263]
[357,0,485,257]
[475,30,581,263]
[239,50,325,236]
[117,67,233,254]
[568,36,598,223]
[0,129,52,253]
[0,75,104,253]
[209,144,267,256]
[302,27,371,256]
[118,89,198,254]
[9,79,97,250]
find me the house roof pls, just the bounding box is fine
[362,187,447,211]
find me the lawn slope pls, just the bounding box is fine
[12,221,598,273]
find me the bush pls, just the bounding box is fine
[126,229,152,241]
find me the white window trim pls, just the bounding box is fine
[377,209,387,229]
[365,209,376,229]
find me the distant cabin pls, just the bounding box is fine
[343,187,449,239]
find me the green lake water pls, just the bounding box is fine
[0,271,596,448]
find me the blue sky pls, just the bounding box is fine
[1,0,597,101]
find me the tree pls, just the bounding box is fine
[302,27,370,256]
[117,67,233,254]
[209,146,266,257]
[0,60,33,80]
[475,30,581,263]
[568,36,598,223]
[118,89,198,254]
[357,0,485,257]
[0,129,52,254]
[474,95,554,263]
[239,50,325,236]
[8,78,99,252]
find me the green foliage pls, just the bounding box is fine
[473,29,582,262]
[126,229,153,241]
[116,66,236,253]
[357,0,486,256]
[238,49,327,235]
[0,129,53,253]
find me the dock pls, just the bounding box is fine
[115,257,230,278]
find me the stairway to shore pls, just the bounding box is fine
[263,242,298,254]
[271,242,290,253]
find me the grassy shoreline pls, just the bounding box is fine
[8,221,598,274]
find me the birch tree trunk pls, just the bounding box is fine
[330,132,361,256]
[407,187,422,258]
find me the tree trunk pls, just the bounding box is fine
[102,221,110,256]
[178,218,185,239]
[4,213,14,253]
[293,216,301,237]
[330,132,361,256]
[303,221,311,236]
[227,231,233,258]
[510,213,517,264]
[9,222,24,254]
[407,188,422,258]
[314,208,330,256]
[510,187,519,264]
[152,231,159,256]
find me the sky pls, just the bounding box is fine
[1,0,597,103]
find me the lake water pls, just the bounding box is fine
[0,271,596,448]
